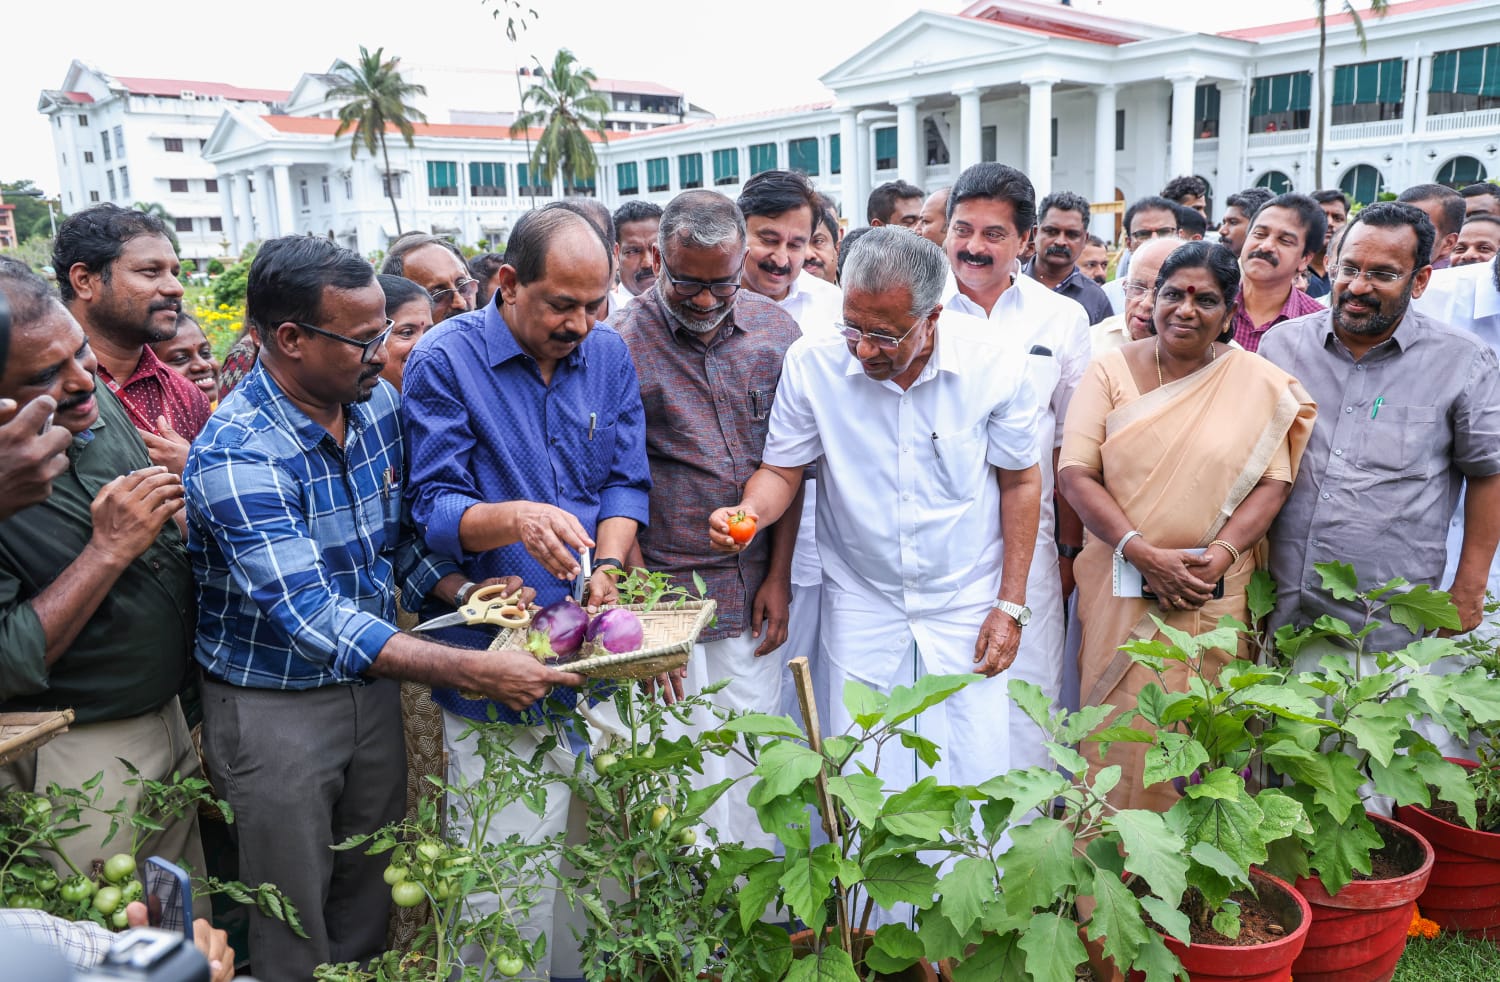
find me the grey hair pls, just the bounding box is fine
[657,190,746,254]
[841,226,947,317]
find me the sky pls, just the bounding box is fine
[2,0,1333,198]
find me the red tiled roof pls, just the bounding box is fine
[959,0,1151,46]
[63,91,95,104]
[610,101,835,140]
[114,77,291,103]
[1219,0,1469,39]
[260,115,609,143]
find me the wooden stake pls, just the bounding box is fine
[789,655,851,955]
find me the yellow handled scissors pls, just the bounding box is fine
[411,584,532,633]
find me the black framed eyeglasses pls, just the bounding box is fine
[294,319,395,363]
[429,277,479,308]
[660,263,744,300]
[1129,226,1179,243]
[837,313,927,352]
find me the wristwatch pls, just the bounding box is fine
[1057,543,1083,560]
[992,599,1032,627]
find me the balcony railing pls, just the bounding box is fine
[1329,119,1406,142]
[1425,108,1500,133]
[1247,130,1308,149]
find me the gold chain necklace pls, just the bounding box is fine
[1155,339,1215,388]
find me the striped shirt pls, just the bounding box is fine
[184,363,457,689]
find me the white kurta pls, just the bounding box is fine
[944,270,1093,774]
[762,309,1042,791]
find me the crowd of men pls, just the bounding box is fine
[2,156,1499,980]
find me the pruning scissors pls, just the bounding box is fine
[411,584,531,633]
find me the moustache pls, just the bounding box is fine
[1045,246,1072,258]
[1336,291,1381,313]
[758,258,794,277]
[632,268,654,283]
[1247,250,1279,267]
[956,250,993,267]
[549,330,586,346]
[57,390,93,412]
[149,300,183,315]
[804,256,825,270]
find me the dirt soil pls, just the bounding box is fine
[1141,887,1297,947]
[1349,818,1429,881]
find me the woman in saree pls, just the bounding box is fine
[1058,241,1317,812]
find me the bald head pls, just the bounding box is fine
[916,188,951,247]
[1123,238,1183,341]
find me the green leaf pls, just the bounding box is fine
[1141,732,1210,789]
[1138,894,1191,944]
[950,933,1029,982]
[898,730,943,769]
[883,673,976,728]
[1001,817,1079,916]
[785,944,860,982]
[1441,672,1500,726]
[779,844,849,928]
[1211,905,1242,939]
[1248,569,1276,623]
[842,679,887,730]
[916,908,974,962]
[934,857,997,934]
[1307,811,1384,895]
[1087,864,1155,971]
[1108,810,1188,908]
[753,740,826,799]
[1386,584,1462,633]
[1344,702,1410,767]
[724,714,805,738]
[682,778,736,823]
[1367,753,1433,808]
[826,774,884,827]
[739,861,785,932]
[1008,678,1055,733]
[861,852,937,910]
[1426,754,1480,829]
[1175,776,1270,870]
[1316,560,1360,602]
[1131,932,1189,982]
[865,923,924,973]
[1017,911,1088,982]
[975,768,1070,822]
[880,778,961,839]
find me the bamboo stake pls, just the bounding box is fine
[788,656,851,955]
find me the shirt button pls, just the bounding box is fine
[1356,364,1364,371]
[1321,492,1331,500]
[1333,449,1343,456]
[1345,406,1353,414]
[902,492,912,501]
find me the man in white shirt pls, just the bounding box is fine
[736,171,844,716]
[709,227,1041,796]
[610,200,662,311]
[940,162,1092,774]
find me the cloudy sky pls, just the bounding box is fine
[3,0,1334,197]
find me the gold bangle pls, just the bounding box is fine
[1209,539,1241,564]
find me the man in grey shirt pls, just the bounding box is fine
[1261,201,1500,651]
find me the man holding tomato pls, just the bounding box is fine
[710,227,1043,820]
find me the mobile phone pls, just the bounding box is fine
[1141,577,1226,602]
[144,856,194,941]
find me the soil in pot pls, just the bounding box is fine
[788,928,937,982]
[1394,760,1500,940]
[1291,813,1434,982]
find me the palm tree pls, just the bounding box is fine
[328,46,428,237]
[134,201,179,252]
[511,49,611,200]
[1313,0,1390,189]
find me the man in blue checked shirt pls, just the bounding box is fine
[183,236,584,982]
[402,206,652,978]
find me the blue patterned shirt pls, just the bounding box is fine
[184,363,458,689]
[403,303,652,723]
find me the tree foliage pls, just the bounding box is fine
[1,179,62,245]
[328,46,428,238]
[1313,0,1391,189]
[511,49,611,195]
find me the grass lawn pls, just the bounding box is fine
[1394,931,1500,980]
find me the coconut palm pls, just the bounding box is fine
[511,49,611,199]
[1313,0,1390,189]
[328,46,428,237]
[133,201,179,251]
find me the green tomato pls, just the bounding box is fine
[391,880,426,908]
[10,891,45,909]
[103,853,137,885]
[383,864,409,886]
[592,751,619,775]
[633,853,656,877]
[32,868,58,895]
[415,841,443,863]
[22,796,52,827]
[111,908,130,930]
[675,828,698,846]
[60,875,96,903]
[649,805,672,831]
[93,885,123,916]
[494,952,525,977]
[119,879,144,904]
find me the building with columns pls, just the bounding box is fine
[49,0,1499,260]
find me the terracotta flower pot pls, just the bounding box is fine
[1394,757,1500,940]
[1290,813,1434,982]
[788,928,937,982]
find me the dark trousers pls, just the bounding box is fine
[199,675,405,982]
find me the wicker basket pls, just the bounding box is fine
[0,710,75,767]
[483,599,716,681]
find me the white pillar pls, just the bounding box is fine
[255,166,276,239]
[218,174,238,256]
[1092,84,1118,242]
[1024,76,1058,201]
[837,110,858,219]
[957,86,983,173]
[1407,50,1426,137]
[1216,82,1247,203]
[1169,74,1201,180]
[273,163,296,239]
[896,98,922,186]
[854,116,871,224]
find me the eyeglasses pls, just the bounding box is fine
[294,319,395,363]
[429,277,479,308]
[837,313,927,351]
[1129,226,1179,244]
[1331,264,1409,285]
[1122,280,1156,299]
[661,263,743,300]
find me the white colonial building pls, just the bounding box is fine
[46,0,1500,258]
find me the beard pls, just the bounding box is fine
[1332,282,1414,338]
[657,281,732,335]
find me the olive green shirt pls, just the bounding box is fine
[0,383,195,724]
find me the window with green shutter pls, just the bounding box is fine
[1255,170,1294,195]
[427,160,458,197]
[788,137,819,176]
[1194,84,1221,138]
[647,157,670,192]
[874,127,897,170]
[1338,163,1385,205]
[748,143,777,175]
[713,148,739,186]
[617,162,639,196]
[570,171,596,195]
[1332,58,1406,124]
[829,134,841,175]
[1428,44,1500,115]
[1436,155,1486,188]
[468,161,506,197]
[679,153,703,189]
[517,162,547,197]
[1248,72,1312,133]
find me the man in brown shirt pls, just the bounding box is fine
[609,189,802,852]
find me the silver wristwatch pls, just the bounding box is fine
[992,599,1031,627]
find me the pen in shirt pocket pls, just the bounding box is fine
[749,388,766,420]
[588,412,597,440]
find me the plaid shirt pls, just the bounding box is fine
[184,363,457,689]
[609,288,801,641]
[0,908,115,969]
[1230,285,1325,353]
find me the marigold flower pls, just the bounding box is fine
[1408,907,1439,939]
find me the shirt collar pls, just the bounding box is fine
[943,264,1021,317]
[245,363,370,452]
[98,344,167,388]
[483,304,587,372]
[643,285,745,346]
[839,317,958,383]
[1320,304,1425,358]
[1020,260,1085,294]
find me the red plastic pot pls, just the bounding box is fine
[788,929,936,982]
[1394,757,1500,940]
[1290,813,1434,982]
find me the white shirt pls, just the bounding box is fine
[1102,276,1126,315]
[774,271,845,587]
[762,309,1041,684]
[1090,312,1132,358]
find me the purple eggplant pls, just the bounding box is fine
[526,599,590,662]
[585,607,644,654]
